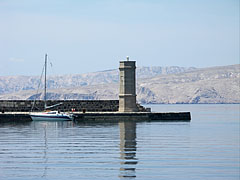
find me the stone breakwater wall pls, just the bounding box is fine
[0,100,119,112]
[0,100,148,112]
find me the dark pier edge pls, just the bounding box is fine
[0,100,191,123]
[0,112,191,123]
[0,113,32,122]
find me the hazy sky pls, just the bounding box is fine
[0,0,239,76]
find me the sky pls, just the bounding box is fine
[0,0,239,76]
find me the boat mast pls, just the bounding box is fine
[44,54,47,110]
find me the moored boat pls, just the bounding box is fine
[30,111,73,121]
[30,54,73,121]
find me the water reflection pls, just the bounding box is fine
[0,104,239,180]
[119,121,137,178]
[31,121,75,178]
[32,121,74,130]
[42,123,48,178]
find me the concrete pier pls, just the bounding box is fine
[0,112,191,123]
[0,112,32,122]
[74,112,191,122]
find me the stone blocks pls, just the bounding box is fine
[0,100,119,112]
[119,60,138,112]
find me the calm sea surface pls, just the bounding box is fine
[0,104,239,180]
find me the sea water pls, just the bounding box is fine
[0,104,239,180]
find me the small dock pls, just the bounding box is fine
[0,112,191,123]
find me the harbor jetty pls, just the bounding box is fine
[0,111,191,122]
[0,57,191,122]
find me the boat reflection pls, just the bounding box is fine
[31,121,75,178]
[119,121,137,178]
[30,121,138,179]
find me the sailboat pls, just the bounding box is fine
[30,54,74,121]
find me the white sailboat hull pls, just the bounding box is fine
[30,112,73,121]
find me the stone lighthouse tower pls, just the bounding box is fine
[119,57,138,112]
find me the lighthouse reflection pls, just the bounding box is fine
[119,121,137,178]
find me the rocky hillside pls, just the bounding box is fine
[137,64,240,104]
[0,65,239,104]
[0,66,195,94]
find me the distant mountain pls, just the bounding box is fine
[0,66,195,95]
[136,64,240,104]
[0,65,239,104]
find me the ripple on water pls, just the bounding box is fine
[0,104,239,180]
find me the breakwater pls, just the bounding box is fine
[0,112,191,122]
[0,100,148,112]
[74,112,191,122]
[0,100,191,122]
[0,100,118,112]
